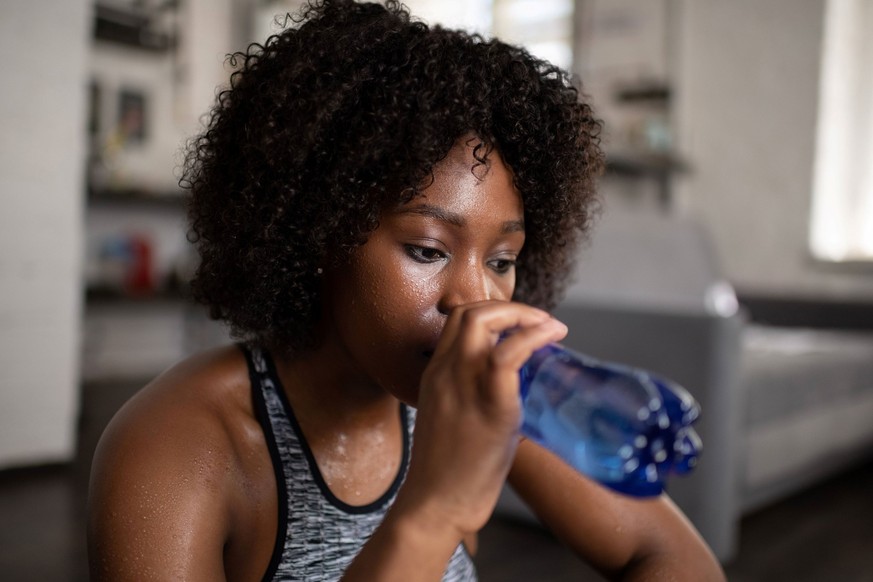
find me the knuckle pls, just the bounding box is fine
[487,348,513,371]
[459,306,483,327]
[447,304,469,323]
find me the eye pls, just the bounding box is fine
[405,244,447,264]
[489,257,517,275]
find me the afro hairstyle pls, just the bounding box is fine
[182,0,604,353]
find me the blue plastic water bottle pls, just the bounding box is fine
[519,344,702,497]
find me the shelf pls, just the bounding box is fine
[85,285,191,306]
[603,152,690,210]
[614,83,671,105]
[605,153,689,178]
[88,187,186,209]
[94,3,176,53]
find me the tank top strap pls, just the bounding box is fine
[239,343,476,582]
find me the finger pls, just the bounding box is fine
[453,303,557,362]
[475,319,568,411]
[477,319,568,407]
[437,301,553,359]
[491,318,568,375]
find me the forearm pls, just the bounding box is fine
[612,496,725,582]
[618,549,726,582]
[509,441,725,581]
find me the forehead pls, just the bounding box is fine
[406,140,523,222]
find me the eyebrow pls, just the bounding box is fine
[398,204,525,234]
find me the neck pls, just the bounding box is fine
[272,336,400,430]
[270,337,407,507]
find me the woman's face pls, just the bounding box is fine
[321,140,526,404]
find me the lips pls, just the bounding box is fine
[421,332,442,360]
[420,324,445,360]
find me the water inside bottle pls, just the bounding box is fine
[519,344,700,497]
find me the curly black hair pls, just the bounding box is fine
[182,0,603,353]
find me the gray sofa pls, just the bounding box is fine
[738,324,873,513]
[496,209,745,562]
[496,210,873,564]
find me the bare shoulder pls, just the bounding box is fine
[87,344,272,581]
[91,344,256,481]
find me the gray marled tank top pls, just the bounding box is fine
[242,344,477,582]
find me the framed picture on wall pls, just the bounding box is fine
[118,88,147,145]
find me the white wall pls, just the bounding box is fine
[89,44,190,193]
[0,0,91,467]
[83,0,237,385]
[674,0,873,300]
[88,0,236,193]
[183,0,237,130]
[0,0,236,469]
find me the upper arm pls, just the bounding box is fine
[87,386,234,581]
[507,439,724,581]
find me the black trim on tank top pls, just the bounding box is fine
[259,347,411,515]
[240,343,286,582]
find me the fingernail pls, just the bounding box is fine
[549,319,568,332]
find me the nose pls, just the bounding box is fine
[437,260,493,315]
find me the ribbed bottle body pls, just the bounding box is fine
[519,344,701,497]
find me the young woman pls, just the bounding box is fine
[87,1,725,580]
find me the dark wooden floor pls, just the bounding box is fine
[2,381,872,581]
[477,460,873,581]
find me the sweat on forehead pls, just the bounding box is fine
[394,140,524,233]
[395,137,510,206]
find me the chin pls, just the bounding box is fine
[381,375,422,408]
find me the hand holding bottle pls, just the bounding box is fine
[396,302,569,539]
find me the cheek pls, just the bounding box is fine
[340,256,439,399]
[349,251,436,343]
[492,272,516,301]
[395,261,442,314]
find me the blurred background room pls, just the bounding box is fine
[1,0,872,580]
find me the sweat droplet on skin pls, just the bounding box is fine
[335,432,348,457]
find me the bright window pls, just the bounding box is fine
[810,0,873,262]
[493,0,574,71]
[256,1,574,71]
[407,0,574,71]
